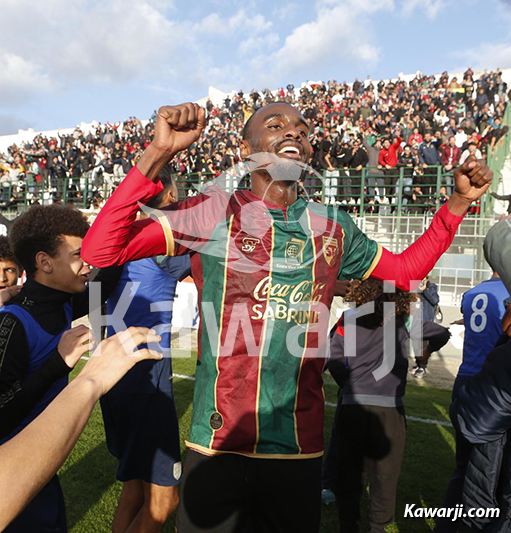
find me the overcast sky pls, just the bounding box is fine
[1,0,510,134]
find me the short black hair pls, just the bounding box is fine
[0,236,22,271]
[10,205,89,278]
[146,164,176,208]
[242,102,306,141]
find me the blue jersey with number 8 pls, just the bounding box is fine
[458,277,509,377]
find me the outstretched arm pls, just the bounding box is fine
[82,104,206,267]
[490,191,511,201]
[371,155,492,290]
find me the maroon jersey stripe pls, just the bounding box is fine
[210,219,274,452]
[294,209,344,454]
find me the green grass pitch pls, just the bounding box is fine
[60,356,456,532]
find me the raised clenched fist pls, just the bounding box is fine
[137,103,207,181]
[453,154,493,204]
[152,103,206,156]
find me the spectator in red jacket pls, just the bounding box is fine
[379,136,402,203]
[441,136,462,195]
[441,136,461,172]
[379,136,402,168]
[408,128,423,145]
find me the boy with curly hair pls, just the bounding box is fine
[0,204,122,533]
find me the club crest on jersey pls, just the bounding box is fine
[285,238,305,265]
[210,412,224,431]
[322,236,339,266]
[241,237,260,253]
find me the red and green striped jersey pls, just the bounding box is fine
[83,167,465,458]
[180,189,380,458]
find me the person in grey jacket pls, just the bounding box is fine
[363,134,384,203]
[325,278,450,533]
[418,132,442,199]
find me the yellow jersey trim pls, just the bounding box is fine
[253,221,275,454]
[151,209,176,256]
[362,243,383,281]
[186,441,324,460]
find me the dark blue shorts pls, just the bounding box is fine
[100,388,181,487]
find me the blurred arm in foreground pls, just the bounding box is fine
[0,327,161,531]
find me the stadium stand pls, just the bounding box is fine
[0,68,509,304]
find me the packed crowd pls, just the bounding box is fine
[0,97,506,533]
[0,67,508,213]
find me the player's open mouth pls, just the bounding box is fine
[277,145,302,160]
[81,274,90,283]
[0,285,6,290]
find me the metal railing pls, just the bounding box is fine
[172,165,490,218]
[355,213,494,241]
[0,172,120,212]
[0,157,505,219]
[318,165,450,216]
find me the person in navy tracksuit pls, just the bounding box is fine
[100,166,191,533]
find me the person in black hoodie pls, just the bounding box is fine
[0,204,122,533]
[327,141,352,203]
[48,155,68,201]
[397,145,420,213]
[346,138,369,202]
[326,278,450,533]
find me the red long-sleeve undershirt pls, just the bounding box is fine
[82,166,465,290]
[82,167,166,266]
[370,202,464,290]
